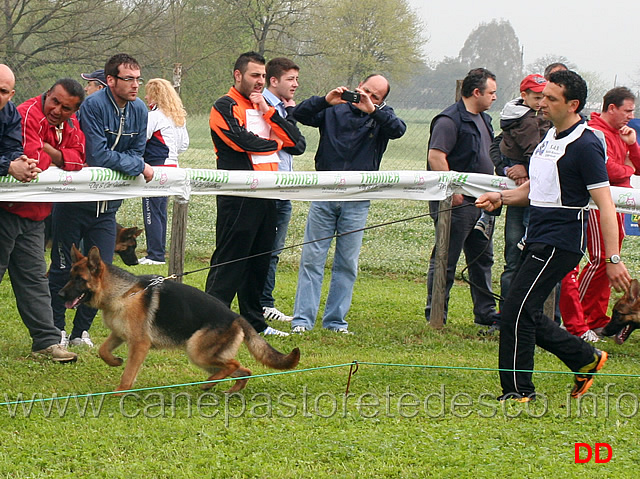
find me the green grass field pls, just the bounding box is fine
[1,111,640,477]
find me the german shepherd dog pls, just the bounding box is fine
[44,220,141,266]
[602,279,640,344]
[115,224,143,266]
[58,245,300,393]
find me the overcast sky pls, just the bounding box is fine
[408,0,639,87]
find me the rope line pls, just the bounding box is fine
[166,203,475,280]
[2,360,638,407]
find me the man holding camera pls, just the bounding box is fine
[289,74,406,334]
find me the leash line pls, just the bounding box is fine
[167,202,476,280]
[2,359,638,407]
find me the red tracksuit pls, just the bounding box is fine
[560,112,640,334]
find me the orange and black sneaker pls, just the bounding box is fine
[497,393,535,403]
[571,349,608,399]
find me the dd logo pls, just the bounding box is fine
[574,443,612,463]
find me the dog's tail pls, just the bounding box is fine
[239,318,300,370]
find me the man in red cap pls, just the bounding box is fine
[493,73,551,316]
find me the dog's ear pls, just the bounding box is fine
[133,227,143,238]
[70,244,84,263]
[86,246,104,276]
[629,279,640,303]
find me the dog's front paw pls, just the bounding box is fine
[101,355,123,367]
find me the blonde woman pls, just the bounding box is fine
[139,78,189,265]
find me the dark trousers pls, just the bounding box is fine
[48,203,116,339]
[426,197,497,324]
[205,196,276,332]
[142,196,168,262]
[0,209,61,350]
[499,243,596,396]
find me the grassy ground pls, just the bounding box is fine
[2,113,640,477]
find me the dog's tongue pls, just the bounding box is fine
[615,325,631,345]
[64,294,84,310]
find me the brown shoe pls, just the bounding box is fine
[32,344,78,363]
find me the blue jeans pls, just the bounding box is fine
[261,199,292,308]
[292,200,370,331]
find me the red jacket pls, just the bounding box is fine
[588,112,640,187]
[0,93,85,221]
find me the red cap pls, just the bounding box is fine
[520,74,547,93]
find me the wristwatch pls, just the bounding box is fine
[605,254,621,264]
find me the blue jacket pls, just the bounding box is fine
[292,96,406,171]
[0,101,24,177]
[429,99,494,173]
[78,86,148,212]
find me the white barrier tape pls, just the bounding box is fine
[1,166,639,214]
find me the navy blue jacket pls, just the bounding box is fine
[78,86,148,212]
[0,101,24,177]
[429,99,494,173]
[292,96,406,171]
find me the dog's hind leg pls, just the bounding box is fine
[99,333,125,367]
[200,360,243,391]
[187,327,246,391]
[115,339,151,393]
[224,366,252,393]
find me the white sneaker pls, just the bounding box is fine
[581,329,600,343]
[69,331,94,347]
[263,306,293,322]
[333,328,354,335]
[60,330,69,348]
[138,257,166,265]
[291,325,307,334]
[262,326,289,337]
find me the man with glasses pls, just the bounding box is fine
[48,53,153,349]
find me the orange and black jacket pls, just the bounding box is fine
[209,87,303,171]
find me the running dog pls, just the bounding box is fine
[601,279,640,344]
[58,245,300,393]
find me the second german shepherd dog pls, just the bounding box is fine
[59,245,300,393]
[602,279,640,344]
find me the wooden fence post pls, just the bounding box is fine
[168,62,188,283]
[428,195,452,329]
[427,81,463,328]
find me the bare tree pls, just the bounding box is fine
[0,0,167,93]
[220,0,319,56]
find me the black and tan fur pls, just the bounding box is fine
[602,279,640,344]
[59,245,300,393]
[115,224,143,266]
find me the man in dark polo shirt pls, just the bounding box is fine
[425,68,499,327]
[476,70,631,401]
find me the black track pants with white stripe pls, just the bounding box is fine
[499,243,597,396]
